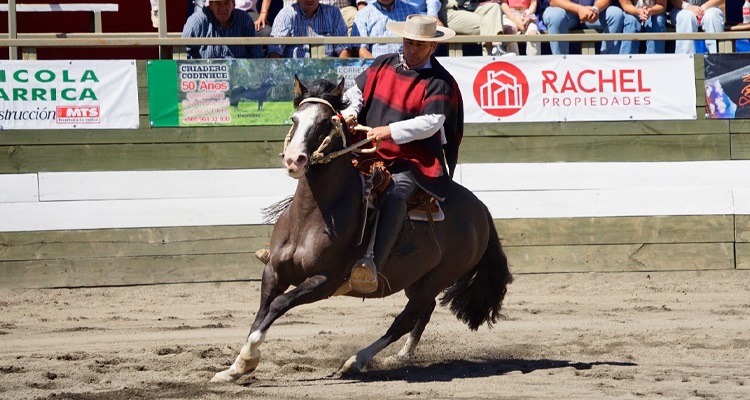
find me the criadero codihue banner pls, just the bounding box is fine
[147,58,372,127]
[0,60,139,130]
[440,54,697,122]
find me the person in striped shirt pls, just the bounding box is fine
[268,0,354,58]
[182,0,264,59]
[351,0,418,58]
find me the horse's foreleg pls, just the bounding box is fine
[339,296,436,374]
[212,274,333,383]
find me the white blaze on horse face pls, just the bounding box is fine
[284,107,318,178]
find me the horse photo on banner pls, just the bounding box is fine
[704,54,750,119]
[147,58,373,128]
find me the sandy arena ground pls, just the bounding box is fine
[1,270,749,399]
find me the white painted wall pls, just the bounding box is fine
[1,160,748,232]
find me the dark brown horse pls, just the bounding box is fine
[211,77,513,383]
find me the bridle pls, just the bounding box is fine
[281,97,378,165]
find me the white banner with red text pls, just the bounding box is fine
[0,60,139,130]
[440,54,697,122]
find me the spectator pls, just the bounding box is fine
[443,0,516,56]
[236,0,273,36]
[501,0,542,55]
[351,0,419,57]
[619,0,667,53]
[182,0,264,59]
[542,0,625,54]
[189,0,205,21]
[268,0,353,58]
[150,0,159,28]
[668,0,725,53]
[282,0,365,34]
[402,0,442,19]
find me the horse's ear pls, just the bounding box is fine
[332,78,346,98]
[293,75,307,97]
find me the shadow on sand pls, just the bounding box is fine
[340,358,638,383]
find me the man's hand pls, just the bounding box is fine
[687,4,704,19]
[578,5,599,22]
[367,126,392,142]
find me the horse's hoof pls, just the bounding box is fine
[210,369,241,383]
[338,355,366,375]
[382,354,408,367]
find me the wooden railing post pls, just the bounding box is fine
[158,0,169,59]
[8,0,17,60]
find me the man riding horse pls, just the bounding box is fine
[342,15,463,294]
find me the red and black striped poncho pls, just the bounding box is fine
[354,53,464,201]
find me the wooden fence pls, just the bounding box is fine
[1,48,750,288]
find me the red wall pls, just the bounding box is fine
[1,0,190,60]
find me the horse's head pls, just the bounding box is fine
[282,75,348,178]
[263,77,278,87]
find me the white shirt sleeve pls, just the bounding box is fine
[341,85,364,119]
[390,114,446,145]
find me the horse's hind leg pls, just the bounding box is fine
[396,299,435,358]
[339,295,436,374]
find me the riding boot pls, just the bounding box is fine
[349,194,407,294]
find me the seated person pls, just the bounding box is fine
[281,0,366,34]
[542,0,625,54]
[182,0,264,58]
[501,0,542,55]
[236,0,273,36]
[402,0,442,20]
[150,0,159,28]
[351,0,419,58]
[668,0,725,53]
[619,0,667,53]
[443,0,516,56]
[268,0,353,58]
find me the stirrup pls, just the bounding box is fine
[349,257,378,294]
[255,248,270,264]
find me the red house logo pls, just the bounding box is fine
[473,62,529,118]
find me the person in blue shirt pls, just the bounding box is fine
[182,0,264,59]
[351,0,418,58]
[542,0,625,54]
[268,0,354,58]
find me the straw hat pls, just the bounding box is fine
[386,14,455,42]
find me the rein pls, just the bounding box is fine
[282,97,379,165]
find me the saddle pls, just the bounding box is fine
[352,156,444,226]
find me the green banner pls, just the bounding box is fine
[147,58,373,127]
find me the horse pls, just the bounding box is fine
[211,76,513,383]
[229,77,277,111]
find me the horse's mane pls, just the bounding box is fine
[293,79,350,112]
[262,196,293,224]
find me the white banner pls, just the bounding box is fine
[439,54,697,122]
[0,60,139,130]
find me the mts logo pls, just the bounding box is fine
[57,106,100,117]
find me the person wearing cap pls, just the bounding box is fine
[341,14,463,294]
[182,0,264,59]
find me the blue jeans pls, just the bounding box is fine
[670,7,724,54]
[542,6,625,54]
[621,13,666,54]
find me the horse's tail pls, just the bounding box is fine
[440,207,513,331]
